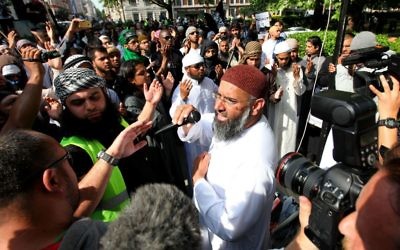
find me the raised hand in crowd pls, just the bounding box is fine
[215,64,224,81]
[369,75,400,163]
[179,78,193,101]
[64,18,91,41]
[161,71,174,98]
[43,40,62,70]
[44,21,57,45]
[136,80,163,123]
[144,79,163,105]
[6,30,18,49]
[43,96,62,121]
[1,47,44,134]
[305,56,314,75]
[292,63,301,80]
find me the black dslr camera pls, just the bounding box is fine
[342,45,400,93]
[40,50,61,63]
[276,91,378,250]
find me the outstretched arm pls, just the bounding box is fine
[74,121,152,218]
[0,48,44,134]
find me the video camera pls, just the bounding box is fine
[276,90,378,250]
[342,45,400,93]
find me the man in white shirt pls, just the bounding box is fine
[172,65,277,249]
[169,52,218,178]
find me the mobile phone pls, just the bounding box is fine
[78,20,92,29]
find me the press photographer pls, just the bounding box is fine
[276,89,378,249]
[283,75,400,250]
[342,31,399,96]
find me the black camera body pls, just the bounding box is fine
[276,90,378,249]
[40,50,61,63]
[342,46,400,93]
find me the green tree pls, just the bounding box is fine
[147,0,173,19]
[101,0,126,21]
[246,0,399,29]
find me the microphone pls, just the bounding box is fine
[154,110,201,136]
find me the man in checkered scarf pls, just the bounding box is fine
[54,67,105,104]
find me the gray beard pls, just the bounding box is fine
[213,106,251,141]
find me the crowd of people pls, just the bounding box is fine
[0,16,399,249]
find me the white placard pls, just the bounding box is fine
[255,12,271,32]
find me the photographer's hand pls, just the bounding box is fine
[285,196,318,250]
[369,75,400,163]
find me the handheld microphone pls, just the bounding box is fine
[154,110,201,136]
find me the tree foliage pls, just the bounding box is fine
[147,0,173,19]
[247,0,400,18]
[101,0,122,8]
[288,31,400,57]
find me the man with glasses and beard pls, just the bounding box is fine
[169,52,218,183]
[172,65,277,249]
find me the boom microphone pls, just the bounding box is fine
[154,110,201,136]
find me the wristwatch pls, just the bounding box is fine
[377,118,399,129]
[97,150,120,166]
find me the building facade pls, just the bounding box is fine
[106,0,250,22]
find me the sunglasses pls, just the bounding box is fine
[190,62,204,69]
[190,31,199,35]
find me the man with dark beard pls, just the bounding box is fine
[54,68,171,222]
[87,46,124,102]
[172,65,277,249]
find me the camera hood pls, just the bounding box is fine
[311,90,376,127]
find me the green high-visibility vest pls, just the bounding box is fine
[60,119,130,222]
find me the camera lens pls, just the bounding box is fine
[276,152,325,198]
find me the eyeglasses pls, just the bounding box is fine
[23,151,73,182]
[190,62,204,69]
[213,92,256,106]
[190,31,199,35]
[46,151,73,169]
[162,36,173,40]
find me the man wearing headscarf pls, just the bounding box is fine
[239,41,263,67]
[54,68,171,222]
[201,40,226,85]
[268,41,306,157]
[118,30,146,63]
[169,52,218,183]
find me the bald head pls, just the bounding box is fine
[269,26,282,40]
